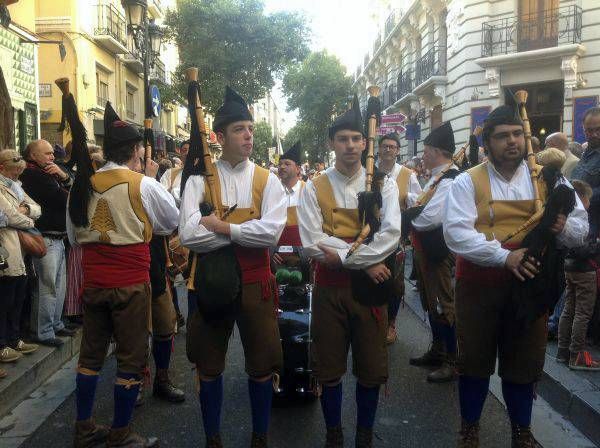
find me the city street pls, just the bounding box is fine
[16,289,514,448]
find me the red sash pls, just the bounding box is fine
[314,238,353,287]
[455,243,520,284]
[278,225,302,247]
[82,243,150,288]
[233,245,277,302]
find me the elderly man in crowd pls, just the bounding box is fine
[0,149,40,367]
[545,132,579,179]
[20,139,74,347]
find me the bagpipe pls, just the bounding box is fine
[346,86,396,307]
[401,127,482,263]
[182,68,242,319]
[505,90,576,332]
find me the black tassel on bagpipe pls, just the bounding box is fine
[56,78,95,228]
[180,80,208,195]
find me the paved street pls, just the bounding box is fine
[19,290,514,448]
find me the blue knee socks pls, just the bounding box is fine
[320,382,343,428]
[248,377,273,435]
[152,338,172,371]
[356,383,380,429]
[199,376,223,438]
[502,380,534,427]
[112,372,141,428]
[439,324,457,355]
[76,370,99,421]
[459,376,490,423]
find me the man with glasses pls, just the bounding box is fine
[572,107,600,237]
[376,133,421,344]
[444,105,588,447]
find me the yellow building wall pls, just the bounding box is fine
[7,0,36,30]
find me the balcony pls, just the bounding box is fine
[122,36,143,73]
[94,4,128,54]
[150,60,166,84]
[373,34,381,55]
[415,46,446,87]
[385,10,396,37]
[398,70,414,99]
[148,0,163,19]
[481,5,582,57]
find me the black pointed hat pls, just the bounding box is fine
[212,86,253,132]
[424,121,455,154]
[484,104,523,128]
[280,141,302,164]
[329,95,363,139]
[103,101,142,152]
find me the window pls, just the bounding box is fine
[96,68,109,106]
[126,87,136,120]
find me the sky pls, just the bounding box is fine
[263,0,376,132]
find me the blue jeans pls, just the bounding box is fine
[31,237,66,340]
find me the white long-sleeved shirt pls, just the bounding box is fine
[443,161,589,267]
[297,166,401,269]
[66,162,179,244]
[384,163,423,208]
[159,168,182,206]
[412,163,458,231]
[179,159,287,253]
[283,179,303,208]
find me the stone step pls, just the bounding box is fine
[0,331,81,419]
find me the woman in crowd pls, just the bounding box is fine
[0,149,41,368]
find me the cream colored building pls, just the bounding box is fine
[33,0,187,151]
[354,0,599,159]
[251,91,284,154]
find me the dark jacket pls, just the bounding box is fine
[564,236,600,273]
[20,162,70,234]
[572,147,600,236]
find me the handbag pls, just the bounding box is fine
[17,228,47,258]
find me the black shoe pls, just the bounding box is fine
[409,344,445,368]
[57,328,76,337]
[153,377,185,403]
[325,425,343,448]
[355,426,373,448]
[35,337,64,347]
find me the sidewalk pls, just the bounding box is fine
[402,251,600,446]
[0,331,81,419]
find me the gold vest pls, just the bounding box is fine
[75,169,152,245]
[468,162,549,245]
[313,174,361,238]
[202,164,270,224]
[396,166,414,211]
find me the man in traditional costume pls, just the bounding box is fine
[69,103,179,447]
[179,87,286,448]
[274,141,304,250]
[376,132,422,343]
[297,99,401,448]
[408,122,459,383]
[444,105,588,447]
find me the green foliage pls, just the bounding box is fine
[165,0,310,113]
[252,120,273,165]
[282,50,353,163]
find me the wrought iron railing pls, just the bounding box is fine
[415,46,445,86]
[125,35,142,63]
[481,5,582,57]
[94,4,127,48]
[384,82,397,109]
[385,11,396,37]
[398,69,413,98]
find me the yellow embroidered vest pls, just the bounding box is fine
[75,169,152,245]
[468,162,549,245]
[313,174,361,239]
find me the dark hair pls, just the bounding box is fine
[103,142,138,165]
[379,133,400,148]
[180,140,191,147]
[583,107,600,123]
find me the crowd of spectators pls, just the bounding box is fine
[0,139,189,380]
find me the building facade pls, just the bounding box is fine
[2,0,40,151]
[354,0,599,159]
[251,91,284,154]
[33,0,187,152]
